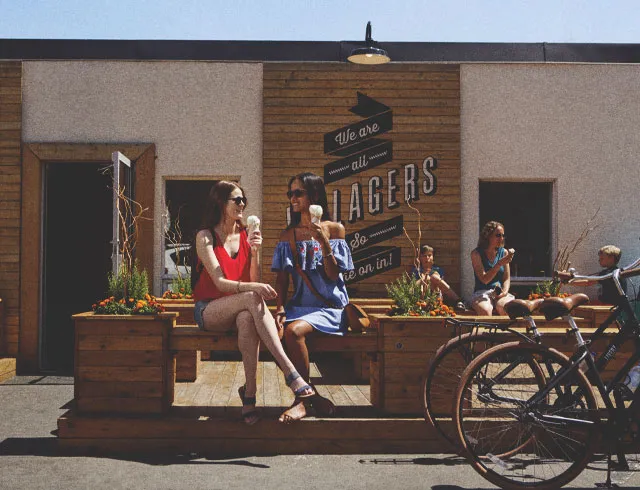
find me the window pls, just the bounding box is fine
[162,179,221,290]
[479,181,553,283]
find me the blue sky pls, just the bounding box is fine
[1,0,638,43]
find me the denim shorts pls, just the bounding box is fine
[194,300,211,330]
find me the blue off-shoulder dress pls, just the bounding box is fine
[271,238,354,336]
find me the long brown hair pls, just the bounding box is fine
[191,181,247,290]
[477,220,504,250]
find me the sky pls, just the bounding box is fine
[0,0,639,43]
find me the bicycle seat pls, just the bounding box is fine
[538,293,590,321]
[504,298,544,320]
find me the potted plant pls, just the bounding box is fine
[385,273,455,317]
[73,183,177,415]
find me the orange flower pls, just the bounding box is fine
[99,301,106,307]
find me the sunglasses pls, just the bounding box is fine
[228,196,247,206]
[494,233,505,238]
[286,189,307,199]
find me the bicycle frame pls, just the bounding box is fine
[521,286,640,432]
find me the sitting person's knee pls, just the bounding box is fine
[473,301,493,315]
[236,310,253,326]
[284,322,308,342]
[240,290,263,308]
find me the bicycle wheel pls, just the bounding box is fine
[454,341,600,490]
[423,330,505,449]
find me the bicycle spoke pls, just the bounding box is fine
[455,342,600,489]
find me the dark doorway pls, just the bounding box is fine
[479,182,552,278]
[42,162,113,373]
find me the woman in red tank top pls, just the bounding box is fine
[192,181,315,425]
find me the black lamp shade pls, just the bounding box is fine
[348,21,391,64]
[348,46,390,64]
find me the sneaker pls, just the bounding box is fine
[455,301,467,312]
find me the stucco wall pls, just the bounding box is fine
[21,61,640,300]
[22,61,263,293]
[461,64,640,299]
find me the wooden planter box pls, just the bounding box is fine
[73,311,178,415]
[369,312,628,416]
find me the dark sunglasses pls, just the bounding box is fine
[495,233,505,238]
[286,189,307,199]
[228,196,247,206]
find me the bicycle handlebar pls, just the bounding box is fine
[555,256,640,284]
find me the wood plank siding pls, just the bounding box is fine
[262,63,461,297]
[0,61,21,358]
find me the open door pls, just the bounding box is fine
[21,143,155,374]
[41,163,113,372]
[40,151,137,373]
[111,151,134,275]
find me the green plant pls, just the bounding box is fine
[162,275,193,299]
[528,279,564,299]
[107,260,149,301]
[91,169,162,315]
[386,273,452,317]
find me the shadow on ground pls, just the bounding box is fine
[0,437,270,467]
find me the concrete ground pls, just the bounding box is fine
[0,377,637,490]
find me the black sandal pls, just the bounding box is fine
[238,385,261,426]
[285,371,315,399]
[309,384,336,417]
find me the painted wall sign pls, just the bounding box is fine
[345,215,404,253]
[323,93,392,155]
[344,246,402,284]
[263,63,461,297]
[324,140,392,185]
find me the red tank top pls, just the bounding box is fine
[193,228,251,301]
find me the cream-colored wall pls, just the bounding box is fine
[22,61,263,294]
[461,64,640,299]
[21,61,640,300]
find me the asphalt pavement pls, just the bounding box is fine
[0,377,636,490]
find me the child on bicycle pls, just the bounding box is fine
[411,244,466,312]
[565,245,628,305]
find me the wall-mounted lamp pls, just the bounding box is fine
[347,21,391,65]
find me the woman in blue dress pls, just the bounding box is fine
[272,172,354,422]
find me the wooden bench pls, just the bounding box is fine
[159,298,392,381]
[170,326,379,354]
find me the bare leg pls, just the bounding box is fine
[236,311,260,397]
[283,320,314,381]
[202,292,312,397]
[495,294,515,316]
[472,297,494,316]
[235,311,261,425]
[280,320,335,421]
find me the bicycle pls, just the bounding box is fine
[423,298,545,450]
[453,257,640,489]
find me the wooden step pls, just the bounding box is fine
[57,409,450,456]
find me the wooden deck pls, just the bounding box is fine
[58,355,442,456]
[173,359,372,409]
